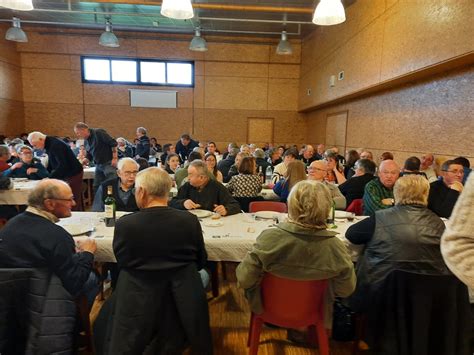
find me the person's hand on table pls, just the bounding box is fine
[213,204,227,216]
[77,238,97,254]
[184,199,201,210]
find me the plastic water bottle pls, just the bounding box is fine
[265,166,273,185]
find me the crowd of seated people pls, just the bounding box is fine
[0,128,473,354]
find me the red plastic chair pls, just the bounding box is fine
[346,199,364,216]
[247,273,329,355]
[248,201,287,213]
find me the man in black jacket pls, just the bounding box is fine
[171,160,240,216]
[74,122,118,192]
[0,179,99,305]
[134,126,150,159]
[338,159,376,207]
[92,157,139,212]
[428,159,464,218]
[217,146,239,182]
[28,131,85,210]
[175,133,199,163]
[93,167,212,354]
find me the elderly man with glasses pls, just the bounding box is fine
[0,179,99,306]
[307,160,347,210]
[92,158,140,213]
[428,159,464,218]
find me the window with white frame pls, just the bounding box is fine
[81,56,194,87]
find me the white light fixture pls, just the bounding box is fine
[276,31,292,55]
[189,27,207,52]
[161,0,194,20]
[5,17,28,42]
[312,0,346,26]
[99,19,119,48]
[0,0,34,11]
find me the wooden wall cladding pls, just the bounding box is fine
[0,26,25,135]
[305,66,474,165]
[15,29,303,147]
[299,0,474,110]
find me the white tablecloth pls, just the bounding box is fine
[58,212,363,263]
[0,180,40,205]
[83,167,95,180]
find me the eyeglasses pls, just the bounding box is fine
[443,169,464,175]
[122,170,139,177]
[50,197,75,202]
[20,151,33,155]
[308,167,327,172]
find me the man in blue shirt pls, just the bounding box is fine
[92,158,139,213]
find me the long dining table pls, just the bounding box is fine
[58,211,364,263]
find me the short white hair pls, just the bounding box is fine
[27,131,46,143]
[135,167,172,198]
[117,157,139,171]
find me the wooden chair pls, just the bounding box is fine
[248,201,287,213]
[346,199,364,216]
[247,273,329,355]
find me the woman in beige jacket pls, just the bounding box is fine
[441,173,474,288]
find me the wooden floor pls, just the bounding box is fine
[90,263,355,355]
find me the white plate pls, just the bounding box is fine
[335,211,353,219]
[203,220,224,227]
[61,224,94,236]
[254,211,280,219]
[188,209,213,218]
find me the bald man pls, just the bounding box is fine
[363,160,400,215]
[307,160,347,210]
[0,179,98,304]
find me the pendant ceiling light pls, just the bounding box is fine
[312,0,346,26]
[189,27,207,52]
[5,17,28,42]
[276,31,292,55]
[0,0,34,11]
[161,0,194,20]
[99,19,119,48]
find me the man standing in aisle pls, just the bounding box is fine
[28,131,84,210]
[135,126,150,160]
[74,122,118,192]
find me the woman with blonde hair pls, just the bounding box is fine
[272,160,306,203]
[237,180,356,328]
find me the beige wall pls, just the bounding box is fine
[302,0,474,166]
[0,26,25,136]
[305,66,474,166]
[299,0,473,110]
[15,29,305,149]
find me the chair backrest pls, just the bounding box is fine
[259,273,328,328]
[235,196,265,213]
[249,201,287,213]
[346,199,363,215]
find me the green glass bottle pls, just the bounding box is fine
[104,185,116,227]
